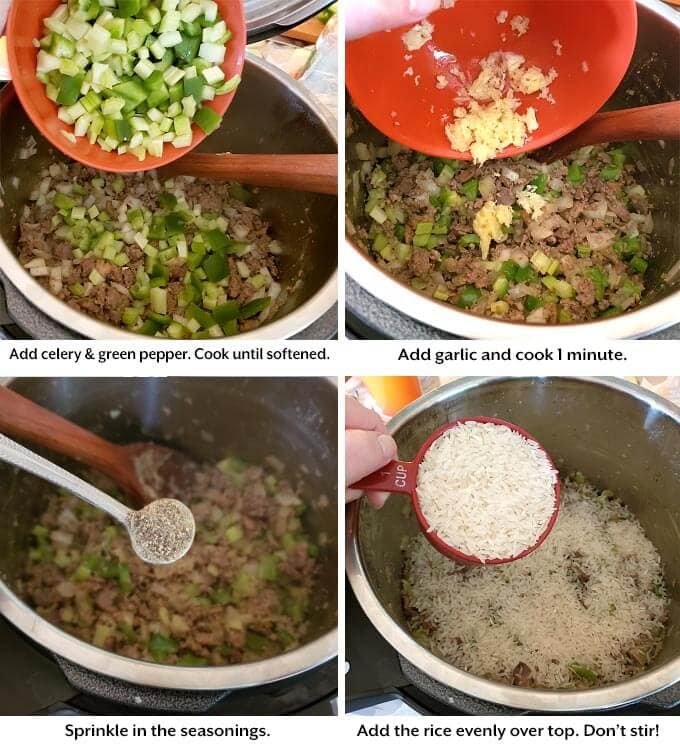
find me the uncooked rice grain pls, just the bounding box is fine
[403,476,669,688]
[416,422,557,561]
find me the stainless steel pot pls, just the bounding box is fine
[0,55,337,340]
[345,0,680,339]
[0,377,337,702]
[347,377,680,712]
[245,0,333,40]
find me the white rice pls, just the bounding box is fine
[416,422,557,561]
[403,477,669,688]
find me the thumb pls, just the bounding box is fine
[345,429,398,487]
[345,0,442,41]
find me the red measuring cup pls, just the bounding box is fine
[351,416,561,565]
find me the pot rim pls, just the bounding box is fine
[346,376,680,712]
[0,375,338,690]
[0,53,337,341]
[0,580,337,690]
[345,0,680,341]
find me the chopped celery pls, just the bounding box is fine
[258,555,279,581]
[530,251,552,275]
[493,277,509,299]
[35,0,237,159]
[225,525,243,544]
[586,267,609,301]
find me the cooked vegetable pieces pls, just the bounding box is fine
[18,162,284,337]
[353,141,654,324]
[19,450,322,666]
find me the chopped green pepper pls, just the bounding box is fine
[524,295,541,312]
[177,653,209,666]
[461,177,479,200]
[458,233,480,248]
[203,253,227,282]
[240,297,271,319]
[457,285,482,309]
[148,633,178,660]
[586,267,609,301]
[528,173,548,195]
[567,162,584,185]
[194,106,222,135]
[568,663,598,684]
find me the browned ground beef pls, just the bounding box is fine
[353,143,654,323]
[17,449,319,666]
[17,162,284,337]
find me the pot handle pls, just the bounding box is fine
[349,459,417,496]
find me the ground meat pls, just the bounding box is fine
[17,450,321,667]
[354,143,653,323]
[17,163,286,337]
[409,248,434,277]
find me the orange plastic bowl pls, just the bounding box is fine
[7,0,246,173]
[346,0,638,159]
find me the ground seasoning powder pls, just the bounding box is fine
[128,498,195,565]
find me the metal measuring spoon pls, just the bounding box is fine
[0,433,195,565]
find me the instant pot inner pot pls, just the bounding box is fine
[0,59,337,328]
[346,2,680,312]
[358,378,680,685]
[0,377,338,643]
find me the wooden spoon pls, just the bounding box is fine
[164,153,338,195]
[537,101,680,163]
[0,385,174,507]
[0,433,195,564]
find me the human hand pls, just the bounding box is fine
[345,396,398,508]
[345,0,443,41]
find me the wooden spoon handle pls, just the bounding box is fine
[0,386,143,502]
[165,153,338,195]
[539,101,680,163]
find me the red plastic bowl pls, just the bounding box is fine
[346,0,638,159]
[351,416,561,566]
[7,0,246,173]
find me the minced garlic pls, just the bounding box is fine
[446,99,538,164]
[402,20,434,51]
[444,52,556,163]
[510,15,530,36]
[516,188,548,221]
[510,65,558,95]
[473,201,514,259]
